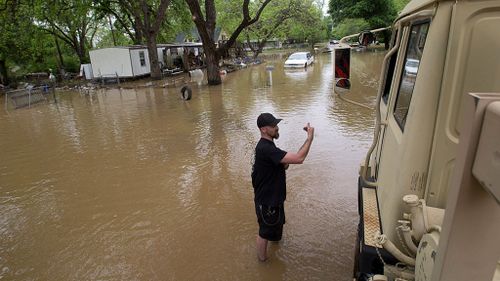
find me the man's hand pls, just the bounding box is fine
[303,123,315,140]
[281,123,315,165]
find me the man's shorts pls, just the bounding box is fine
[255,203,286,241]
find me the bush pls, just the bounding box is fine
[63,56,81,73]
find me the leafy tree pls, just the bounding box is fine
[114,0,173,79]
[94,0,144,44]
[94,25,134,48]
[284,0,326,49]
[393,0,410,13]
[35,0,102,65]
[157,0,195,43]
[328,0,396,47]
[0,2,17,85]
[0,1,36,84]
[331,18,370,39]
[185,0,272,85]
[95,0,191,79]
[242,0,307,59]
[0,1,71,84]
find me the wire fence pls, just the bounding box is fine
[4,85,55,110]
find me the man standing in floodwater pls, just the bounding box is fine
[251,113,314,261]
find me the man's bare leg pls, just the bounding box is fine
[256,235,268,261]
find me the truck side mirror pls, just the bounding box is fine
[336,78,351,89]
[335,47,351,90]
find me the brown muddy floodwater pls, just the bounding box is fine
[0,50,385,281]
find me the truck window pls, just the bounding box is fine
[382,29,399,104]
[393,21,430,130]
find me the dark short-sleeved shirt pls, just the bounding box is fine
[252,138,287,206]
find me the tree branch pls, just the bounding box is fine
[152,0,171,35]
[221,0,272,54]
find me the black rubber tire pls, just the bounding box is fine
[180,86,192,100]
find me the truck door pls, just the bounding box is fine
[372,5,454,236]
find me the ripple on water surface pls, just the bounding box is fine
[0,50,386,280]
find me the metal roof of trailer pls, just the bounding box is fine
[157,43,203,48]
[89,45,148,52]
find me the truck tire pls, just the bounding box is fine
[180,86,192,100]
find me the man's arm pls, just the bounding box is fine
[281,123,314,164]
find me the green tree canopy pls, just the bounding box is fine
[34,0,102,64]
[329,0,396,28]
[241,0,312,58]
[185,0,272,85]
[331,18,370,39]
[1,1,82,84]
[1,1,33,84]
[328,0,397,46]
[284,0,326,46]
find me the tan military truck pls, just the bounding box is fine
[350,0,500,280]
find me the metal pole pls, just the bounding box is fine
[28,89,31,108]
[266,65,274,86]
[52,82,57,103]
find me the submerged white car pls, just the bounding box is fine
[284,52,314,68]
[404,58,420,76]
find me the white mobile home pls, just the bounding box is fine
[89,46,150,79]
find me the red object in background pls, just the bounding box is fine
[335,48,350,80]
[335,47,351,89]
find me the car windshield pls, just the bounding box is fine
[288,53,307,60]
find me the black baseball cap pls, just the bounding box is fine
[257,113,282,128]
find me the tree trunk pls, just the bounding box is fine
[77,49,86,65]
[183,47,190,72]
[383,30,390,50]
[205,50,221,85]
[147,36,161,80]
[133,21,143,44]
[54,35,65,80]
[109,16,117,46]
[75,37,87,65]
[252,40,267,60]
[77,31,89,64]
[252,49,263,60]
[185,0,272,86]
[0,59,9,86]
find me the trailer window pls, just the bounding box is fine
[393,21,429,130]
[139,51,146,66]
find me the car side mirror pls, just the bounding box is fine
[334,47,350,90]
[335,78,351,89]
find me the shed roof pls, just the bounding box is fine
[157,42,203,48]
[90,43,203,53]
[90,45,148,52]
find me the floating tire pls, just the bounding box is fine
[180,86,192,100]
